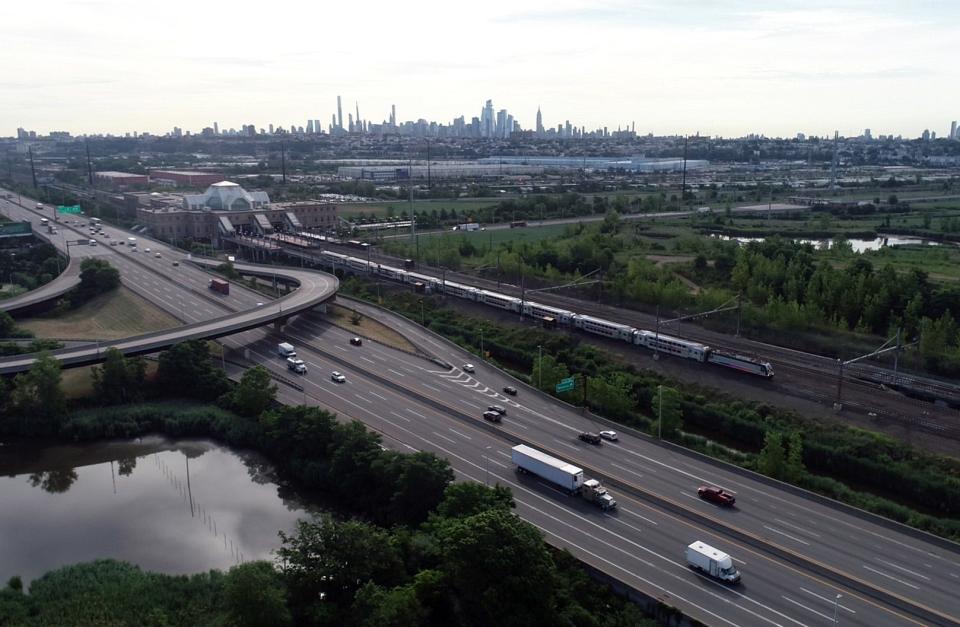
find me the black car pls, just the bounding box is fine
[503,386,518,396]
[482,410,502,423]
[487,405,507,415]
[350,337,362,346]
[578,432,602,445]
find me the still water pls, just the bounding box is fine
[710,234,945,253]
[0,436,315,584]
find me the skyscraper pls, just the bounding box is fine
[951,120,957,140]
[213,121,219,135]
[481,100,495,138]
[535,106,544,137]
[337,96,343,131]
[391,104,396,127]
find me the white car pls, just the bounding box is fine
[599,430,618,441]
[462,363,475,373]
[331,371,346,383]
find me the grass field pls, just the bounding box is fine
[20,287,179,340]
[338,197,500,219]
[325,303,418,353]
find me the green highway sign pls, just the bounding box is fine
[555,376,575,393]
[58,205,82,214]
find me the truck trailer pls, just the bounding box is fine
[511,445,616,510]
[277,342,296,358]
[208,278,230,295]
[686,541,741,584]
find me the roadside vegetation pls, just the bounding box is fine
[342,277,960,542]
[0,341,663,626]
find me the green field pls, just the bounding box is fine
[339,197,499,219]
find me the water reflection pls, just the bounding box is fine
[0,436,314,584]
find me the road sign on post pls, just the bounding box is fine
[555,376,575,393]
[58,205,82,214]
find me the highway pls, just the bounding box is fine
[3,189,959,625]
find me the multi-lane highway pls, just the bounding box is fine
[3,189,959,625]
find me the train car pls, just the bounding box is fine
[320,250,349,266]
[524,301,574,326]
[405,272,441,293]
[376,264,407,281]
[478,290,522,312]
[572,314,636,343]
[345,256,372,273]
[707,350,774,378]
[442,281,479,301]
[637,330,709,362]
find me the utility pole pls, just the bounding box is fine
[835,359,844,409]
[426,140,431,190]
[280,143,287,184]
[28,146,37,189]
[86,141,94,185]
[680,135,688,207]
[658,384,663,439]
[735,292,743,337]
[538,344,543,389]
[893,326,902,374]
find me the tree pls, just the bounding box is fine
[224,365,276,418]
[157,340,229,400]
[224,561,291,627]
[74,258,120,304]
[439,509,557,627]
[91,347,146,405]
[10,353,66,435]
[352,582,427,627]
[757,431,786,479]
[531,354,570,393]
[433,482,514,521]
[388,452,455,526]
[785,432,805,482]
[649,385,682,439]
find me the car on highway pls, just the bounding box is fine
[599,430,618,441]
[145,248,151,253]
[578,432,602,445]
[155,252,161,258]
[172,261,179,266]
[350,337,363,346]
[330,371,346,383]
[487,405,506,415]
[502,386,517,396]
[110,241,117,246]
[462,363,475,373]
[697,485,736,507]
[88,239,97,246]
[482,410,502,423]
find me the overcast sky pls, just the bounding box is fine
[1,0,957,138]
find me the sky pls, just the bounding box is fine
[1,0,958,139]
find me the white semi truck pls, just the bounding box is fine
[686,541,741,584]
[511,445,617,510]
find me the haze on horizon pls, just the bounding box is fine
[1,0,957,139]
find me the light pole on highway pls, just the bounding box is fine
[833,594,842,625]
[538,344,542,389]
[419,299,424,325]
[480,326,484,361]
[657,384,663,440]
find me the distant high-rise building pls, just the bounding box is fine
[864,128,872,140]
[306,120,314,134]
[951,120,957,140]
[391,104,396,127]
[269,123,274,134]
[536,106,544,137]
[481,100,495,137]
[348,113,354,132]
[337,96,343,131]
[355,102,361,133]
[922,129,931,141]
[213,121,219,135]
[496,109,507,138]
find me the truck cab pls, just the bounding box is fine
[287,358,307,374]
[686,541,740,584]
[582,479,617,510]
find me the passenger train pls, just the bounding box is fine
[318,250,774,378]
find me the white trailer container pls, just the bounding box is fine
[277,342,296,358]
[511,444,584,493]
[686,541,741,584]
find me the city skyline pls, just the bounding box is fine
[2,1,958,137]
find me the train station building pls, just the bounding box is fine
[133,181,338,245]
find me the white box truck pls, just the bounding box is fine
[511,445,616,510]
[277,342,296,358]
[686,541,741,584]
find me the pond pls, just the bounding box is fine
[0,435,315,584]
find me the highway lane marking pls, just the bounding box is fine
[360,356,375,364]
[763,525,810,546]
[405,408,429,420]
[448,428,472,441]
[800,588,856,614]
[354,394,372,403]
[389,411,411,423]
[781,596,831,621]
[431,431,457,444]
[422,383,443,393]
[610,462,644,479]
[554,439,580,451]
[387,368,406,377]
[334,345,347,352]
[773,518,821,539]
[862,565,919,590]
[369,391,387,401]
[485,458,508,469]
[618,508,659,526]
[874,559,930,581]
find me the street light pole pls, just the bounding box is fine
[538,344,543,389]
[658,384,663,439]
[484,446,491,486]
[833,594,842,625]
